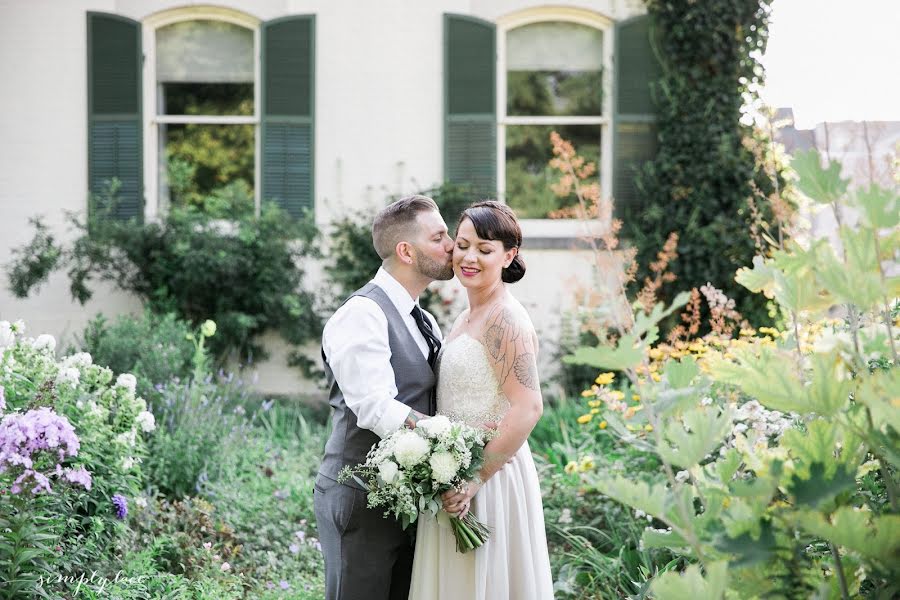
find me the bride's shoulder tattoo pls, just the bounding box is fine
[482,305,538,390]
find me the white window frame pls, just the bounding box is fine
[141,7,261,222]
[496,8,614,236]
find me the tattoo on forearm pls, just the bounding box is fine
[513,353,539,390]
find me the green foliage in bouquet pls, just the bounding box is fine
[565,147,899,598]
[5,188,322,369]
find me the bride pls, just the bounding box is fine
[408,201,554,599]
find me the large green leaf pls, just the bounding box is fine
[794,508,900,565]
[641,527,689,550]
[665,355,699,389]
[786,461,857,510]
[855,184,899,229]
[707,347,810,413]
[813,227,883,308]
[659,407,733,469]
[856,367,900,435]
[806,352,852,417]
[651,561,728,600]
[563,333,643,370]
[713,519,776,567]
[591,475,689,529]
[792,148,849,204]
[735,255,776,295]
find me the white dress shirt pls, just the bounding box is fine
[322,267,442,439]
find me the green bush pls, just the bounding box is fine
[6,198,322,369]
[624,0,781,328]
[76,311,194,399]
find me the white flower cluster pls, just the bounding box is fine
[342,415,491,528]
[721,400,797,456]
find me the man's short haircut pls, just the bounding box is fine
[372,195,440,260]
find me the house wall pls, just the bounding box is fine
[0,0,643,396]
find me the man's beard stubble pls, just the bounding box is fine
[415,252,454,281]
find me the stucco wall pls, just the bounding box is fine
[0,0,635,396]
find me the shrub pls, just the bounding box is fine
[0,320,155,597]
[6,199,322,369]
[565,147,899,597]
[76,311,194,400]
[623,0,783,329]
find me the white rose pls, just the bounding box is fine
[417,415,452,438]
[56,367,80,387]
[33,334,56,353]
[0,321,14,348]
[392,431,430,468]
[116,373,137,394]
[428,451,459,484]
[378,460,399,484]
[136,410,156,433]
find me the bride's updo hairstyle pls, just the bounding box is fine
[458,200,526,283]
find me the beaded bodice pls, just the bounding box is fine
[436,334,510,426]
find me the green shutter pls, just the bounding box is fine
[87,12,143,222]
[612,14,661,214]
[261,16,314,219]
[444,14,496,197]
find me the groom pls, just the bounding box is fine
[314,195,454,600]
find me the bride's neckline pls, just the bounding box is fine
[443,331,480,348]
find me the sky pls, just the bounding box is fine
[759,0,900,129]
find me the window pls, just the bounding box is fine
[503,22,605,218]
[155,20,257,219]
[498,14,612,219]
[86,9,315,223]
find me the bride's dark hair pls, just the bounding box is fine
[457,200,526,283]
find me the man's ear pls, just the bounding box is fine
[504,246,518,268]
[396,241,415,265]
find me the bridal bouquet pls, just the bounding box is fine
[339,415,492,553]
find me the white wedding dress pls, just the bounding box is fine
[408,333,554,599]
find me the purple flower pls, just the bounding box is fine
[111,494,128,519]
[0,407,82,494]
[289,543,300,554]
[63,466,92,491]
[261,399,274,412]
[279,580,290,590]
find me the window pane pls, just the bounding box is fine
[157,20,254,116]
[159,124,255,219]
[507,22,603,117]
[505,125,600,218]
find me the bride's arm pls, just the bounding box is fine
[443,304,542,515]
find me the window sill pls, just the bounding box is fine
[519,218,603,250]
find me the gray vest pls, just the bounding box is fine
[318,282,436,488]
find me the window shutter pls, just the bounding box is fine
[612,14,661,214]
[444,14,496,197]
[261,16,314,219]
[87,12,143,222]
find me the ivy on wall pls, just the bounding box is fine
[625,0,777,326]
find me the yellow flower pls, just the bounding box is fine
[595,372,615,385]
[650,372,662,382]
[632,394,641,402]
[581,388,595,398]
[579,456,595,472]
[609,390,625,401]
[588,400,602,408]
[722,497,731,508]
[644,424,654,432]
[564,461,578,474]
[598,420,608,429]
[590,408,600,415]
[577,414,593,424]
[648,348,664,360]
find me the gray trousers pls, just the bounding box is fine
[313,474,414,600]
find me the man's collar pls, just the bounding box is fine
[374,267,418,315]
